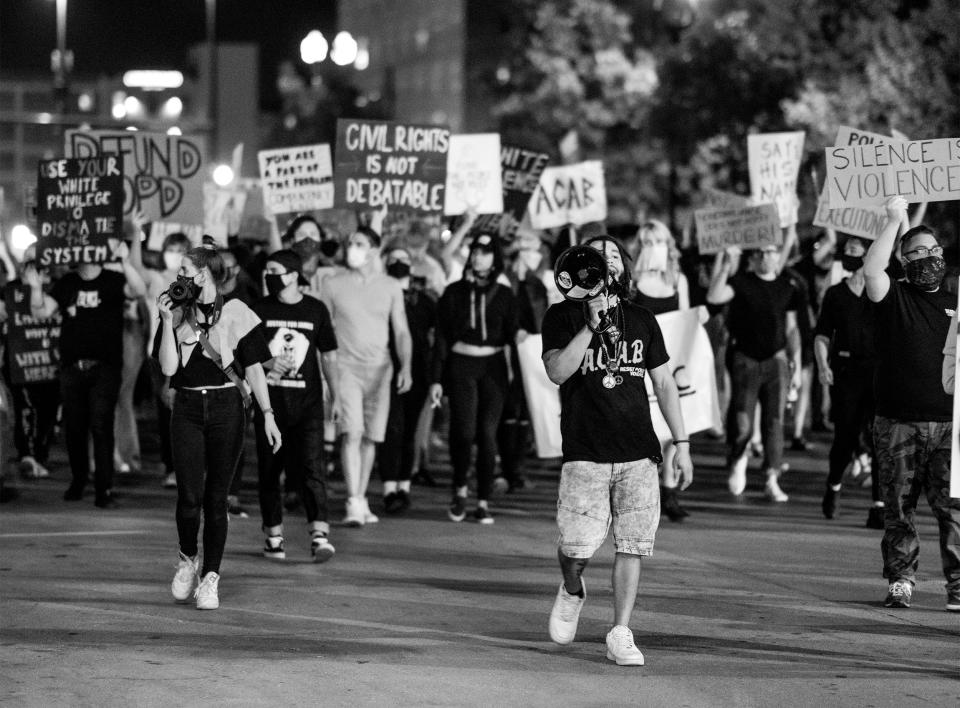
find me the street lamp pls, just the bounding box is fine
[330,31,359,66]
[300,31,329,65]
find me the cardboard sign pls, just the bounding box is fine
[36,157,123,266]
[204,183,248,246]
[4,285,61,385]
[812,187,887,240]
[472,145,551,238]
[834,126,897,148]
[701,188,752,209]
[693,203,782,254]
[148,222,205,250]
[65,130,205,225]
[528,160,606,230]
[443,133,503,216]
[333,119,449,213]
[258,144,334,215]
[747,131,805,227]
[826,138,960,207]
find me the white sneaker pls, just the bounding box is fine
[263,535,285,560]
[311,533,336,563]
[361,497,379,524]
[171,552,199,602]
[343,497,365,527]
[548,579,586,645]
[195,572,220,610]
[605,625,645,666]
[764,476,789,503]
[727,455,747,496]
[162,472,177,489]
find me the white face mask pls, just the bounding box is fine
[163,251,184,273]
[346,245,368,270]
[637,242,669,272]
[519,250,543,272]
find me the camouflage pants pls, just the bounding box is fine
[874,416,960,589]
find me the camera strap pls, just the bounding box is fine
[185,303,252,408]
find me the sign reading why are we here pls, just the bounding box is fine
[443,133,503,216]
[528,160,606,230]
[693,203,781,254]
[4,285,61,385]
[471,144,551,238]
[258,144,334,215]
[825,138,960,207]
[747,131,805,227]
[334,119,449,213]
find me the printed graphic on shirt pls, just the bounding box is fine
[76,290,101,309]
[267,326,310,388]
[579,337,647,379]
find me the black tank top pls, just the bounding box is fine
[631,289,679,315]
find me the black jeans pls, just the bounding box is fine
[445,353,508,501]
[60,362,121,500]
[255,397,328,528]
[828,360,877,499]
[726,349,787,471]
[172,386,246,575]
[148,359,173,474]
[379,380,428,483]
[11,380,60,464]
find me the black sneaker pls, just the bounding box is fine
[263,535,286,560]
[448,496,466,522]
[94,493,118,509]
[396,489,411,512]
[64,485,84,501]
[661,487,689,522]
[228,501,250,519]
[790,436,809,452]
[821,487,839,519]
[947,587,960,612]
[383,492,403,514]
[472,506,494,525]
[865,506,885,530]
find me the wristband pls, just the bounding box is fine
[262,407,274,415]
[672,439,689,446]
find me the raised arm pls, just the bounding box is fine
[441,209,478,274]
[705,249,737,305]
[864,196,907,302]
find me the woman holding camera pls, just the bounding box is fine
[155,245,281,610]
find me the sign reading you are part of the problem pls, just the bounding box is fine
[258,144,334,216]
[36,156,123,266]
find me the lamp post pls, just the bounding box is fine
[50,0,73,123]
[206,0,218,158]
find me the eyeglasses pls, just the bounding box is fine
[902,245,943,261]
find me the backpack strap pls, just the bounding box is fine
[185,306,252,408]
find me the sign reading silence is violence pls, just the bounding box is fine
[334,119,449,213]
[36,156,123,266]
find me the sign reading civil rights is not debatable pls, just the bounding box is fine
[528,160,606,230]
[36,157,123,266]
[334,119,449,213]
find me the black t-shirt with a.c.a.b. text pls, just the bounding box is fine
[541,299,669,464]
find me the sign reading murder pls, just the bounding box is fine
[443,133,503,216]
[825,138,960,207]
[36,157,123,266]
[694,203,782,254]
[528,160,606,230]
[333,119,449,213]
[4,285,61,385]
[747,131,805,227]
[701,187,752,209]
[257,144,334,215]
[65,129,205,225]
[471,145,551,238]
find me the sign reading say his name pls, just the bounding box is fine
[443,133,503,216]
[826,138,960,207]
[528,160,606,230]
[4,285,61,385]
[66,129,205,225]
[472,145,551,238]
[36,157,123,266]
[258,144,334,215]
[334,119,449,213]
[747,131,805,227]
[694,203,781,255]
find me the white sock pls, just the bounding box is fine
[830,484,841,492]
[398,480,411,493]
[477,499,489,510]
[873,501,885,508]
[383,481,398,495]
[456,485,468,498]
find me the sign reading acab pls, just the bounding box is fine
[527,160,606,230]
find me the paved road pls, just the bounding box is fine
[1,432,958,707]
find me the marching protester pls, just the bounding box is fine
[321,226,412,526]
[863,196,958,612]
[253,249,338,562]
[156,245,280,610]
[430,232,519,524]
[542,235,693,665]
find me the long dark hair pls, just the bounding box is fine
[283,215,325,246]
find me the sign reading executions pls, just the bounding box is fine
[528,160,606,230]
[748,131,805,227]
[334,119,449,213]
[471,145,551,238]
[258,144,334,215]
[4,286,61,385]
[693,203,782,254]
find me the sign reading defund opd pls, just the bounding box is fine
[747,131,805,227]
[471,145,551,238]
[334,119,449,213]
[258,144,334,216]
[66,130,205,225]
[527,160,606,230]
[36,157,123,266]
[826,138,960,207]
[693,203,781,255]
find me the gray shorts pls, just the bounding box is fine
[337,361,393,443]
[557,459,660,558]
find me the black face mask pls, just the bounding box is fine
[320,241,340,258]
[264,273,288,297]
[904,255,946,291]
[386,261,411,279]
[840,254,864,272]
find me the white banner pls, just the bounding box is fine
[748,131,805,227]
[257,143,334,216]
[443,133,503,216]
[517,334,564,458]
[527,160,606,229]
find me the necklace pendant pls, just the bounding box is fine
[602,373,618,389]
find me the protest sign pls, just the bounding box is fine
[36,157,123,266]
[66,130,204,226]
[812,186,887,240]
[333,119,449,213]
[528,160,606,230]
[952,295,960,498]
[693,203,781,254]
[701,188,752,209]
[825,138,960,207]
[747,131,805,227]
[203,183,248,246]
[258,144,334,215]
[516,334,563,458]
[148,222,205,250]
[471,145,551,238]
[443,133,503,216]
[3,285,61,385]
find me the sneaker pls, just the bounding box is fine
[748,441,764,458]
[116,461,132,475]
[605,625,645,666]
[821,487,839,519]
[171,552,199,602]
[946,587,960,612]
[548,580,586,645]
[492,476,509,494]
[764,476,788,503]
[727,455,747,496]
[448,495,467,522]
[263,535,286,560]
[865,506,885,530]
[361,497,379,524]
[228,497,250,519]
[19,456,49,479]
[195,572,220,610]
[883,580,912,608]
[94,493,118,509]
[343,497,365,527]
[790,436,809,452]
[162,472,177,489]
[473,506,495,525]
[661,486,689,522]
[311,533,335,563]
[383,492,402,514]
[395,489,411,512]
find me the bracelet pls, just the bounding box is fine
[672,439,689,445]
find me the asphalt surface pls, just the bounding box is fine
[1,429,958,707]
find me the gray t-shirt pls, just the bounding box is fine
[321,270,404,366]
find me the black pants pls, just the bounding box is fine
[148,359,173,474]
[61,362,121,501]
[497,351,529,484]
[380,380,428,483]
[726,350,787,471]
[828,361,878,500]
[446,353,508,501]
[172,387,246,576]
[255,397,328,528]
[11,380,60,464]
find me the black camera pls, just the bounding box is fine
[165,279,199,308]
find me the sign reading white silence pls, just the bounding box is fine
[258,144,333,215]
[528,160,606,230]
[826,138,960,207]
[748,131,804,227]
[694,203,781,254]
[443,133,503,216]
